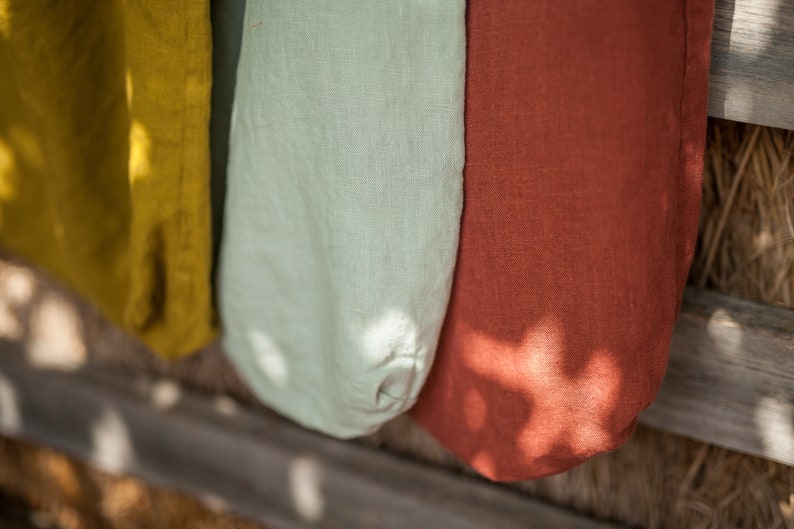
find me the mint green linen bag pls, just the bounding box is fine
[219,0,465,437]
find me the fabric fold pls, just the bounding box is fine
[411,0,715,481]
[0,0,217,358]
[219,0,466,437]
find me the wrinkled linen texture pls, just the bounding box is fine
[0,1,217,358]
[220,0,465,438]
[412,0,715,481]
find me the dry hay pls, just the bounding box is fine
[0,118,792,529]
[0,435,264,529]
[695,120,794,304]
[373,416,794,529]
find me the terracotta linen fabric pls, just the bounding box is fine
[0,1,216,358]
[412,0,715,481]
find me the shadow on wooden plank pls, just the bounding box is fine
[0,349,624,529]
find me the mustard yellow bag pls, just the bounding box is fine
[0,1,216,358]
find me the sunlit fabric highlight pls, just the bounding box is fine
[219,0,465,438]
[411,0,716,481]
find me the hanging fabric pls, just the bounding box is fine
[0,1,217,358]
[411,0,715,481]
[219,0,466,437]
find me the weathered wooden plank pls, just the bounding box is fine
[0,285,790,528]
[640,286,794,466]
[0,351,624,529]
[708,0,794,129]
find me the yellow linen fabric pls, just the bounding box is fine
[0,1,217,358]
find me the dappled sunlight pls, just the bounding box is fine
[0,293,22,339]
[780,496,794,524]
[128,119,151,184]
[289,456,325,523]
[5,125,44,173]
[27,293,87,370]
[461,315,625,416]
[726,0,781,52]
[1,262,34,304]
[0,123,48,224]
[708,0,791,129]
[512,346,627,461]
[125,70,134,108]
[720,83,767,127]
[0,371,20,433]
[90,407,134,474]
[102,478,148,519]
[360,309,419,365]
[0,261,37,340]
[213,395,239,416]
[433,314,637,480]
[149,379,181,410]
[199,492,229,513]
[0,3,9,38]
[753,396,794,463]
[248,330,290,387]
[752,229,776,254]
[0,138,16,202]
[707,307,743,329]
[358,308,423,405]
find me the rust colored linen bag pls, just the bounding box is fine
[412,0,714,481]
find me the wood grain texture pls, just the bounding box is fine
[709,0,794,130]
[640,286,794,466]
[0,350,623,529]
[0,286,791,528]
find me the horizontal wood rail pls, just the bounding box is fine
[0,351,623,529]
[0,286,791,528]
[0,2,792,524]
[708,0,794,130]
[641,286,794,466]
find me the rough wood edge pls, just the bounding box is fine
[708,0,794,130]
[0,285,791,528]
[639,286,794,466]
[0,350,624,529]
